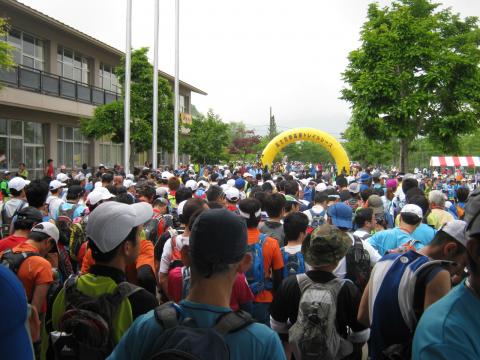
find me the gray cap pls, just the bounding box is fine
[348,182,360,194]
[440,220,468,248]
[86,201,153,253]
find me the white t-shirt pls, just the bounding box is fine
[47,196,64,219]
[333,232,381,279]
[159,234,189,275]
[283,244,302,255]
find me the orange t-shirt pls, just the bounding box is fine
[247,228,284,303]
[7,243,53,301]
[81,239,155,284]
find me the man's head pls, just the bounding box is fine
[8,177,30,198]
[86,187,115,210]
[206,185,225,205]
[101,172,113,186]
[284,212,309,243]
[400,204,423,227]
[464,189,480,278]
[327,203,353,231]
[28,222,59,256]
[168,177,181,191]
[428,220,468,275]
[25,180,49,209]
[314,191,328,206]
[402,178,418,194]
[238,198,262,228]
[189,209,251,282]
[367,194,384,219]
[86,201,153,266]
[113,175,124,187]
[13,207,43,233]
[49,180,66,195]
[284,180,299,196]
[152,197,169,214]
[456,187,469,203]
[66,185,84,202]
[137,185,156,204]
[225,187,240,204]
[354,208,375,232]
[179,198,208,227]
[264,193,286,219]
[302,224,351,270]
[429,190,446,208]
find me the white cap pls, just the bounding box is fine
[441,220,468,248]
[177,200,188,216]
[226,179,236,187]
[289,172,298,179]
[185,180,198,191]
[243,172,253,178]
[86,202,153,253]
[31,222,60,243]
[400,204,423,219]
[126,174,135,180]
[220,184,230,192]
[156,187,168,197]
[315,183,327,192]
[87,187,115,206]
[225,187,240,202]
[49,180,66,191]
[123,179,136,188]
[197,180,209,189]
[56,173,69,182]
[74,173,86,181]
[8,177,30,191]
[94,181,103,189]
[161,171,174,180]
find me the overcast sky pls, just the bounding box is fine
[19,0,480,137]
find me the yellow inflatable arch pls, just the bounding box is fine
[261,127,350,175]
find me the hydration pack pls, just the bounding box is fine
[281,248,305,278]
[245,233,272,295]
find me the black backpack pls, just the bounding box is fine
[149,301,253,360]
[50,275,142,360]
[1,249,41,274]
[1,200,27,237]
[345,235,371,292]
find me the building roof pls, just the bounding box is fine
[2,0,207,95]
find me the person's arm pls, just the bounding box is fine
[159,239,173,298]
[272,269,283,291]
[424,269,451,310]
[136,265,156,296]
[269,239,285,291]
[31,284,50,315]
[357,280,370,327]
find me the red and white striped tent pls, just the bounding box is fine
[430,156,480,168]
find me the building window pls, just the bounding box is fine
[5,28,44,70]
[57,46,89,84]
[180,95,189,113]
[99,136,123,168]
[99,63,120,93]
[57,126,90,168]
[0,119,46,179]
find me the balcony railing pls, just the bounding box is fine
[0,64,120,106]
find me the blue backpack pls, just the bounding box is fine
[281,248,305,278]
[309,208,326,229]
[245,233,272,295]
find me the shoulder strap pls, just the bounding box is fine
[352,235,364,249]
[214,310,253,336]
[1,250,42,274]
[296,273,313,293]
[108,282,143,307]
[154,301,180,329]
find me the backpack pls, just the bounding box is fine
[1,200,26,237]
[181,266,191,300]
[309,208,326,229]
[245,233,272,295]
[57,204,81,246]
[281,248,305,278]
[345,235,371,292]
[69,218,88,266]
[289,274,353,360]
[149,301,253,360]
[1,250,41,275]
[50,275,142,360]
[145,214,174,245]
[387,239,422,254]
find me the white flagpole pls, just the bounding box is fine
[173,0,180,170]
[124,0,132,172]
[152,0,159,170]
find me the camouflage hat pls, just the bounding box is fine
[302,224,351,267]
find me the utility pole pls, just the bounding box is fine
[152,0,159,170]
[124,0,132,172]
[268,106,277,140]
[173,0,180,170]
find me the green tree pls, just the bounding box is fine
[81,47,174,167]
[342,0,480,172]
[281,142,333,164]
[181,110,230,164]
[0,18,14,72]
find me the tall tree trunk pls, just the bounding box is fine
[399,138,409,173]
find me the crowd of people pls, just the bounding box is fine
[0,161,479,360]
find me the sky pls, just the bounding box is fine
[18,0,480,138]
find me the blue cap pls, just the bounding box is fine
[0,266,34,360]
[360,173,371,183]
[360,184,370,193]
[327,203,353,229]
[235,178,246,190]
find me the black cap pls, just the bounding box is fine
[16,206,43,223]
[68,185,84,197]
[190,209,247,266]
